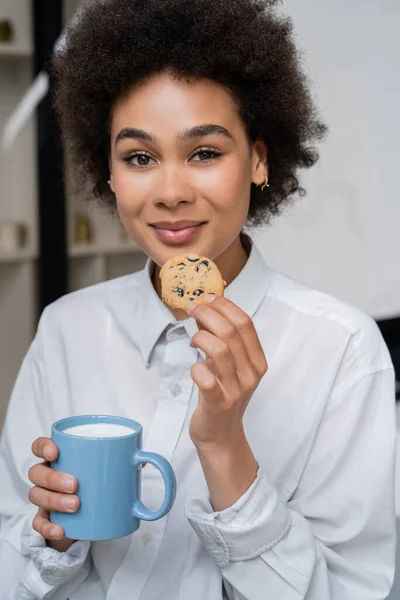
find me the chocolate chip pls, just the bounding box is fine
[192,289,205,296]
[196,260,210,272]
[174,288,185,297]
[188,256,200,262]
[178,262,186,267]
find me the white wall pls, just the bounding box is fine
[253,0,400,320]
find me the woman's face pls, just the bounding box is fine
[109,71,267,268]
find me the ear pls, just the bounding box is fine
[251,139,268,186]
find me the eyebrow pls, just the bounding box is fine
[114,124,234,148]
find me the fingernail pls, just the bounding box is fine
[50,527,63,539]
[61,496,77,511]
[203,294,217,303]
[43,448,53,461]
[61,477,75,492]
[187,303,196,314]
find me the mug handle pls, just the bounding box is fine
[132,449,177,521]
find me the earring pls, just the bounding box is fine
[107,180,111,185]
[260,176,269,192]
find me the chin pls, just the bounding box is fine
[149,241,215,268]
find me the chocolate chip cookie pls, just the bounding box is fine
[160,254,226,310]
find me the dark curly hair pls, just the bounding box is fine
[52,0,326,226]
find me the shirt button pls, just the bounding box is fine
[170,383,182,397]
[141,532,153,545]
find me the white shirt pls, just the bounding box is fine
[0,240,396,600]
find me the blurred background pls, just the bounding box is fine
[0,0,399,594]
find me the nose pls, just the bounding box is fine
[152,166,195,209]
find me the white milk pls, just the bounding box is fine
[63,423,134,438]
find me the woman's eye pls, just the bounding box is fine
[191,149,221,162]
[126,153,156,168]
[124,149,221,167]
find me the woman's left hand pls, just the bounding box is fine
[187,294,268,451]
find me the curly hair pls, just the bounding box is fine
[52,0,326,226]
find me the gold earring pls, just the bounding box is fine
[259,176,269,191]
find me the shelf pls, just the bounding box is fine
[69,242,141,258]
[0,244,141,262]
[0,42,32,57]
[0,248,37,264]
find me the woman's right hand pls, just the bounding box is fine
[28,437,79,552]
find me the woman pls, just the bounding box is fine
[0,0,396,598]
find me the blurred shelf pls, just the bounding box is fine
[0,42,33,57]
[69,242,141,258]
[0,248,37,264]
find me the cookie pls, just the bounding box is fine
[160,254,226,310]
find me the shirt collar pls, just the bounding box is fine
[136,236,271,367]
[136,261,177,368]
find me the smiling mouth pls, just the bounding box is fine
[151,220,206,231]
[151,221,206,244]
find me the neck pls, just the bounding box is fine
[152,234,249,321]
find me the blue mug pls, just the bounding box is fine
[50,415,177,541]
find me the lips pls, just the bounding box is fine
[151,220,205,231]
[151,220,206,244]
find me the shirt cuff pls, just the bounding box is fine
[21,514,90,589]
[185,467,291,568]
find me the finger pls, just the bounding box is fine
[190,329,238,392]
[29,486,80,514]
[190,361,222,406]
[204,357,217,375]
[28,463,77,494]
[198,296,268,378]
[188,300,256,382]
[33,507,65,541]
[31,438,59,463]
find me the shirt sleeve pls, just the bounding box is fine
[0,308,91,600]
[185,367,397,600]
